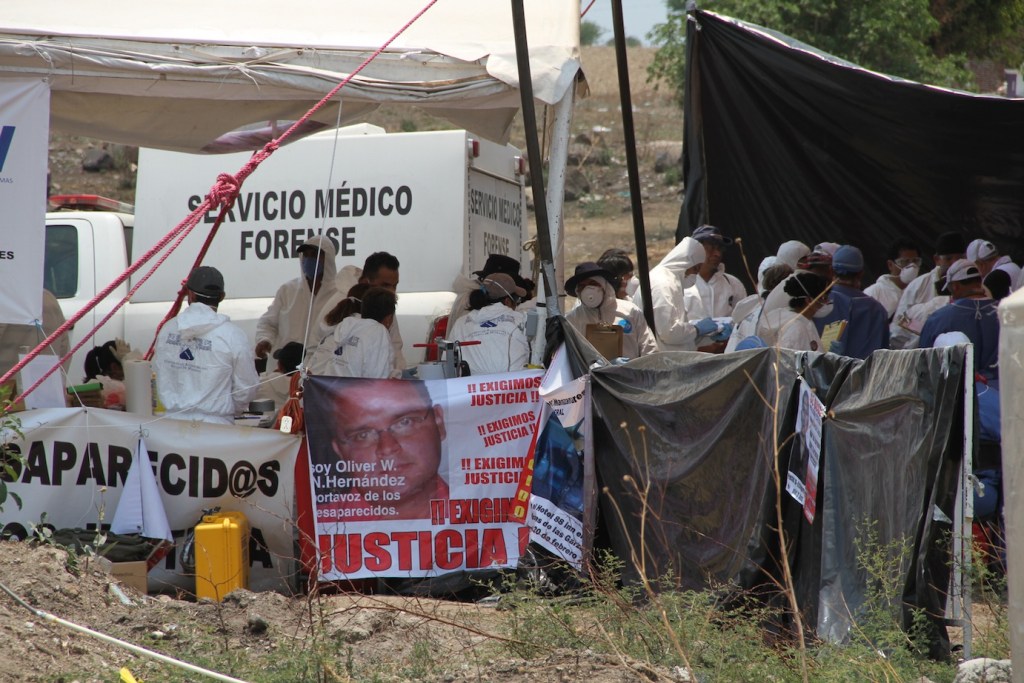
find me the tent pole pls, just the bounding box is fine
[610,0,655,332]
[511,0,561,317]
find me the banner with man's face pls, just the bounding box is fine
[304,372,543,580]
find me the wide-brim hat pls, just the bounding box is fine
[473,253,521,278]
[564,261,616,296]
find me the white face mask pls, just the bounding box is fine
[579,285,605,309]
[681,274,698,289]
[899,264,919,284]
[813,302,834,318]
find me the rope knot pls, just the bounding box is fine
[206,173,241,210]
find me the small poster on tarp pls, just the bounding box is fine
[785,378,826,523]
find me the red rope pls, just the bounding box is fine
[11,211,206,405]
[581,0,597,18]
[144,182,240,360]
[3,0,440,405]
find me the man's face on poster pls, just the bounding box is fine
[331,380,445,503]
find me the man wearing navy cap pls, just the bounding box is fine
[813,245,889,358]
[155,266,257,424]
[683,225,747,352]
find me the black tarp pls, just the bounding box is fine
[586,333,966,654]
[678,10,1024,284]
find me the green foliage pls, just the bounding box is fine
[581,20,606,46]
[649,0,978,106]
[0,403,24,514]
[496,547,961,683]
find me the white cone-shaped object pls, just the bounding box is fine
[110,436,172,542]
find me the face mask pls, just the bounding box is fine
[681,274,698,289]
[300,257,322,281]
[899,264,919,284]
[813,302,834,318]
[579,285,604,309]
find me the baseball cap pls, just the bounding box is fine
[186,266,224,296]
[692,224,733,245]
[796,249,832,269]
[944,259,981,288]
[565,261,617,296]
[272,341,305,372]
[814,242,841,257]
[832,245,864,275]
[481,273,527,301]
[966,239,998,262]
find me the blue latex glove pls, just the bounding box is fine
[829,338,846,356]
[712,321,733,342]
[693,317,717,337]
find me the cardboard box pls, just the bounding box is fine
[103,559,149,594]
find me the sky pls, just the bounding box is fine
[581,0,670,46]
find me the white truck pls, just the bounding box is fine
[45,126,530,382]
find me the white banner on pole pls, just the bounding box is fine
[1,408,301,593]
[0,78,49,324]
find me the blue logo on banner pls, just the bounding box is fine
[179,348,195,361]
[0,126,15,173]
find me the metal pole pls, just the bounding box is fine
[511,0,561,316]
[610,0,655,332]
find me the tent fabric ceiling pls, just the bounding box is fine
[0,0,581,152]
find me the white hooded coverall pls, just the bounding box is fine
[449,302,529,376]
[155,302,258,424]
[255,235,340,355]
[632,236,705,352]
[566,279,656,359]
[308,315,393,379]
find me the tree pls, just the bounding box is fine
[581,20,606,46]
[648,0,979,106]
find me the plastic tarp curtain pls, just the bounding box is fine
[583,332,965,654]
[678,10,1024,284]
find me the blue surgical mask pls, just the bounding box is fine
[301,257,322,281]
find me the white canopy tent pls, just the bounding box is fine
[0,0,582,151]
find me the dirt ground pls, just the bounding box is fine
[0,541,682,682]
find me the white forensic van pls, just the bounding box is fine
[45,126,530,380]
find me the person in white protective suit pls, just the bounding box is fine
[449,273,530,376]
[633,236,721,352]
[889,231,965,349]
[683,225,747,353]
[318,287,397,379]
[336,251,407,375]
[254,234,340,361]
[154,266,257,425]
[447,253,535,337]
[564,261,656,359]
[756,271,830,352]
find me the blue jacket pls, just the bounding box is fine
[919,297,1000,386]
[814,283,890,359]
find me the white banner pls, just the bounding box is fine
[0,78,48,324]
[0,408,301,593]
[304,373,543,580]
